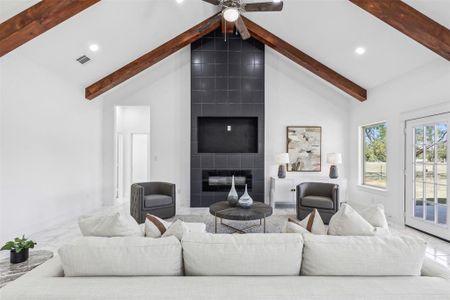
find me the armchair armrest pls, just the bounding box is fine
[130,184,145,223]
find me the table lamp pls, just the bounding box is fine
[327,153,342,179]
[276,153,290,178]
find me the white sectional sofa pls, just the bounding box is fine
[1,233,450,300]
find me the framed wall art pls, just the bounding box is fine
[286,126,322,172]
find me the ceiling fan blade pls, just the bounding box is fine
[201,0,221,5]
[243,1,283,12]
[235,15,251,40]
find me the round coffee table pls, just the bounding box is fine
[209,201,273,233]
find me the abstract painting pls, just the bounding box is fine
[287,126,321,172]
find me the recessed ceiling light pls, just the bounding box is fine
[273,0,281,3]
[355,47,366,55]
[176,0,184,3]
[89,44,99,52]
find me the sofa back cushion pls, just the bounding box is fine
[182,233,303,276]
[301,234,426,276]
[59,236,182,276]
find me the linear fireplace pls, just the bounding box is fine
[202,170,252,192]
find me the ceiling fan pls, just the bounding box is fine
[201,0,284,40]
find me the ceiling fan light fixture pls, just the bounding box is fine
[223,7,239,22]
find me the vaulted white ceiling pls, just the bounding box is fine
[1,0,448,93]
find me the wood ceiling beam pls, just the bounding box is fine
[242,16,367,101]
[349,0,450,61]
[0,0,100,58]
[85,14,222,100]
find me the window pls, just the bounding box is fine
[361,122,387,189]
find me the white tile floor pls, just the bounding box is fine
[4,202,450,269]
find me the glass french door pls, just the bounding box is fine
[405,113,449,240]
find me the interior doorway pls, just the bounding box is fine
[405,113,449,240]
[114,106,151,201]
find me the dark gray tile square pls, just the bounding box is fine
[214,154,228,168]
[215,51,228,64]
[229,78,241,90]
[201,155,214,168]
[228,155,241,168]
[229,52,241,64]
[215,38,228,51]
[229,38,242,51]
[241,154,254,168]
[215,64,228,77]
[202,38,215,50]
[229,64,241,77]
[191,169,202,181]
[215,78,228,90]
[191,156,200,168]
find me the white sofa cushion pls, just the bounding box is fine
[301,234,427,276]
[328,203,376,236]
[182,233,303,276]
[359,204,389,229]
[58,236,182,276]
[78,213,143,237]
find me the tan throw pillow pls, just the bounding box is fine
[162,219,188,241]
[144,214,170,238]
[287,209,327,235]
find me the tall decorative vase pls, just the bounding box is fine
[227,175,239,207]
[238,184,253,208]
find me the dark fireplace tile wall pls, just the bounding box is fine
[191,29,265,207]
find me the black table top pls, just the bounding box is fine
[209,201,273,221]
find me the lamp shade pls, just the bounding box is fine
[276,153,290,164]
[327,153,342,165]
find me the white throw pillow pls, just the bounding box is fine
[301,234,426,276]
[359,204,389,229]
[284,220,309,234]
[162,219,188,240]
[328,203,376,236]
[78,213,143,237]
[289,209,327,235]
[182,233,303,276]
[59,236,182,276]
[144,214,170,238]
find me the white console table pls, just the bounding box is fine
[269,176,347,208]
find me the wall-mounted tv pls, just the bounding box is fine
[197,117,258,153]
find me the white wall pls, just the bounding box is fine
[348,59,450,224]
[265,48,351,202]
[0,54,103,244]
[102,48,191,209]
[102,46,352,208]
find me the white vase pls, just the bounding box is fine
[227,175,239,207]
[238,184,253,208]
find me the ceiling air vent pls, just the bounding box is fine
[76,55,91,64]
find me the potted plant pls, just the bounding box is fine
[1,235,36,264]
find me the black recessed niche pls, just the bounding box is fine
[191,29,265,207]
[198,117,258,153]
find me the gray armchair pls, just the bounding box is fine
[130,182,176,223]
[296,182,339,224]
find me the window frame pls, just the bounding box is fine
[360,121,388,190]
